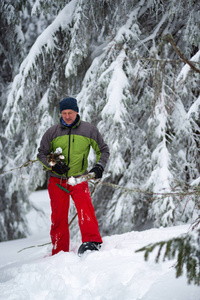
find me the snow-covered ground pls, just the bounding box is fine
[0,190,199,300]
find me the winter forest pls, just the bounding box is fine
[0,0,200,274]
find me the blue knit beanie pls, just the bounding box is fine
[59,97,79,113]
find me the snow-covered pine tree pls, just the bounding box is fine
[77,11,154,234]
[0,0,28,240]
[0,0,59,240]
[1,0,200,241]
[133,0,200,229]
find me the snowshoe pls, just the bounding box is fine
[78,242,101,256]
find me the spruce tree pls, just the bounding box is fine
[136,228,200,286]
[1,0,200,241]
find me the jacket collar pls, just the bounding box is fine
[60,114,81,129]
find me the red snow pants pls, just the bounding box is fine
[48,176,102,255]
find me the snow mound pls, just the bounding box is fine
[0,190,199,300]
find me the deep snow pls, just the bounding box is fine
[0,190,199,300]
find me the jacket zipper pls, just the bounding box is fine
[66,127,71,177]
[82,154,85,170]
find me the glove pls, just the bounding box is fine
[89,164,104,179]
[51,161,70,175]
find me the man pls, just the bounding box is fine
[37,96,110,255]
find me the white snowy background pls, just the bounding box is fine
[1,0,200,240]
[0,190,199,300]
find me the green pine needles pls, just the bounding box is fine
[136,229,200,286]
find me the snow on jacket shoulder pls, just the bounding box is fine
[37,117,110,178]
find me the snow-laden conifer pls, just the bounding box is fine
[1,0,200,242]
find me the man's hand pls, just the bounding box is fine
[89,164,104,179]
[51,161,70,175]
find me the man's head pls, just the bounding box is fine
[59,97,79,113]
[59,97,79,125]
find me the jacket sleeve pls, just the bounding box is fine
[37,128,52,170]
[90,126,110,169]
